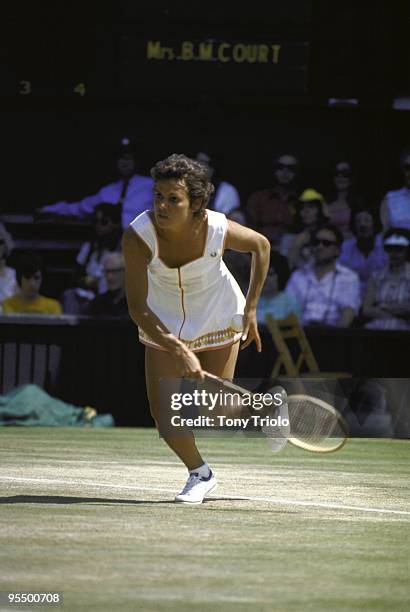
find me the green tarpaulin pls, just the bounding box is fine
[0,384,114,427]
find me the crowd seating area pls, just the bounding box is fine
[1,144,409,432]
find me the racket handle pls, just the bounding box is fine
[203,371,249,396]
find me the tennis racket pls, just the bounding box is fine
[203,372,349,453]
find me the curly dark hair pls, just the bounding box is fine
[150,154,215,218]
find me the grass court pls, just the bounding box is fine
[0,428,409,611]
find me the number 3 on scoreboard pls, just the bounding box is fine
[19,81,31,95]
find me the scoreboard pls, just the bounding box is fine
[0,1,312,104]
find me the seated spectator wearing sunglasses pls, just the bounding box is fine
[362,228,410,330]
[2,253,62,315]
[380,147,410,231]
[285,224,360,327]
[246,153,299,249]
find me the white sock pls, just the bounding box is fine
[190,461,211,478]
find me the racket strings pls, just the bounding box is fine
[287,398,347,451]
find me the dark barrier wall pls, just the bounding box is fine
[1,316,409,435]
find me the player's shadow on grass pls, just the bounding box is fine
[0,495,177,506]
[0,495,291,509]
[0,495,254,506]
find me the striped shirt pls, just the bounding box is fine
[365,263,410,330]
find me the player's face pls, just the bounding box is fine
[154,179,196,229]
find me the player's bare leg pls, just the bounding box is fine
[199,341,239,379]
[145,346,204,470]
[145,343,241,503]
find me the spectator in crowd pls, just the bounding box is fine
[338,207,388,299]
[362,228,410,330]
[37,137,154,228]
[85,252,128,317]
[246,153,299,249]
[224,226,289,296]
[279,188,329,269]
[2,253,62,315]
[0,223,18,307]
[285,224,361,327]
[326,160,364,239]
[61,203,123,314]
[380,147,410,231]
[195,151,243,221]
[256,252,301,324]
[223,208,260,293]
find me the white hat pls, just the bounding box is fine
[384,234,410,247]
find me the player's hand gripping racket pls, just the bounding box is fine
[203,372,349,453]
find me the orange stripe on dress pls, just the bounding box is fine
[177,268,186,339]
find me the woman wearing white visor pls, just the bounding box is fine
[363,228,410,330]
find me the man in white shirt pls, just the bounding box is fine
[38,138,154,228]
[286,224,361,327]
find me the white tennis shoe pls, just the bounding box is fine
[175,470,217,504]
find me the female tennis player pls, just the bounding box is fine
[123,154,270,504]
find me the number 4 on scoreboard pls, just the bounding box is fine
[73,83,86,96]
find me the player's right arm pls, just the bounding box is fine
[122,227,204,378]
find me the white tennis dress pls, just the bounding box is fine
[130,209,246,352]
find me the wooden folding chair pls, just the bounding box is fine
[265,313,351,379]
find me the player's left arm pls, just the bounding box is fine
[225,219,271,351]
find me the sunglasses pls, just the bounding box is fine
[312,238,337,247]
[0,239,5,245]
[335,170,351,177]
[384,245,407,253]
[402,163,410,171]
[276,163,297,172]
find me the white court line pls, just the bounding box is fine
[1,475,409,517]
